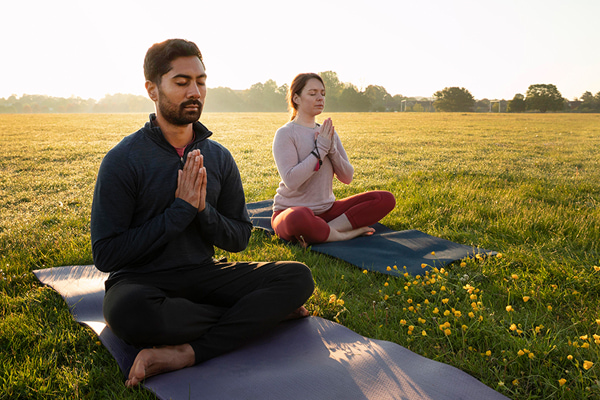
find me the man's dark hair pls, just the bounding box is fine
[143,39,205,84]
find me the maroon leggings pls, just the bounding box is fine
[271,191,395,244]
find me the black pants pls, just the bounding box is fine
[103,260,314,364]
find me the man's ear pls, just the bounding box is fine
[145,80,158,102]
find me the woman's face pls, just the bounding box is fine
[294,78,325,117]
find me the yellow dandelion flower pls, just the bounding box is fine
[596,319,600,325]
[583,360,594,370]
[468,312,475,318]
[567,355,573,360]
[547,305,553,311]
[408,306,414,312]
[454,310,462,317]
[421,330,427,336]
[403,272,409,278]
[384,282,389,287]
[384,295,389,301]
[421,263,428,269]
[580,335,589,341]
[442,298,449,304]
[593,334,600,341]
[505,305,513,312]
[485,350,491,357]
[386,266,392,271]
[400,319,407,325]
[418,318,426,324]
[510,324,517,331]
[528,353,535,359]
[512,379,519,386]
[479,316,484,322]
[444,310,451,316]
[518,350,525,356]
[433,307,439,314]
[444,328,451,336]
[408,325,415,331]
[396,291,401,295]
[393,265,398,270]
[363,270,368,274]
[558,378,566,386]
[337,299,345,306]
[407,298,413,303]
[582,343,590,349]
[431,290,437,295]
[522,296,530,302]
[441,286,446,291]
[404,286,409,291]
[470,294,477,300]
[407,330,413,335]
[431,251,435,255]
[511,274,518,280]
[460,262,467,267]
[496,253,503,259]
[424,299,430,305]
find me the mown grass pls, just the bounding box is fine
[1,112,599,399]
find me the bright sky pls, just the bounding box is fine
[2,0,599,101]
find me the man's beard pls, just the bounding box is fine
[157,89,203,126]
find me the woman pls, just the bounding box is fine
[271,73,395,245]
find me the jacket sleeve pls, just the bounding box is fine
[195,149,252,252]
[90,150,197,272]
[328,132,354,184]
[273,128,320,191]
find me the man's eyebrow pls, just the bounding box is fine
[172,73,207,80]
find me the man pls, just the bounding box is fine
[91,39,314,387]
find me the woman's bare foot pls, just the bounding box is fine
[285,306,309,320]
[326,226,374,243]
[126,344,195,387]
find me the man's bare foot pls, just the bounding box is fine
[285,306,309,320]
[126,344,195,387]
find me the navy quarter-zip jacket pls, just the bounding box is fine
[91,114,252,284]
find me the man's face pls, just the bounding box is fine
[154,56,207,126]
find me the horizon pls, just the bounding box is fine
[2,0,599,102]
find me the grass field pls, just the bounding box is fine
[1,112,599,399]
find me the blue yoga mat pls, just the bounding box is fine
[34,265,509,400]
[247,200,496,276]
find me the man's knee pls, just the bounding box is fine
[276,261,315,300]
[103,284,167,346]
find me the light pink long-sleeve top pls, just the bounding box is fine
[272,121,354,214]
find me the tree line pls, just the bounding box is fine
[1,72,598,114]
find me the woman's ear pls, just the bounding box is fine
[292,93,300,105]
[145,81,158,102]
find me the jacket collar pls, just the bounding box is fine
[144,113,213,147]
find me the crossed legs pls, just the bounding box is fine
[103,260,314,386]
[272,190,396,244]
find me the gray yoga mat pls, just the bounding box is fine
[247,199,496,276]
[33,265,509,400]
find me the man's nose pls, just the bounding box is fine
[188,83,201,98]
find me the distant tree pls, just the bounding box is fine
[319,71,343,111]
[578,91,599,112]
[364,85,392,111]
[204,87,245,112]
[338,84,370,112]
[525,84,564,113]
[433,87,475,112]
[507,93,526,113]
[412,103,425,112]
[474,98,490,113]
